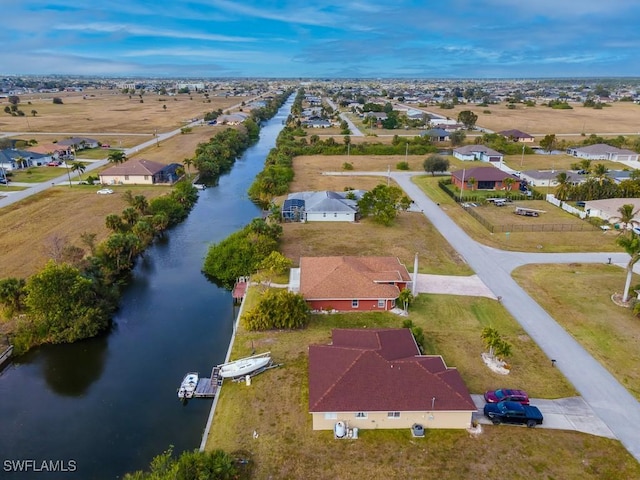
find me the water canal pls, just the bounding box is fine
[0,97,294,479]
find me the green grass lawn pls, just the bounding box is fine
[9,165,89,183]
[513,263,640,400]
[205,289,638,479]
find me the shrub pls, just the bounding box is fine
[342,162,354,170]
[396,161,410,170]
[52,97,63,105]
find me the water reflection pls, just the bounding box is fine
[41,334,108,396]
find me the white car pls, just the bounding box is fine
[96,188,114,195]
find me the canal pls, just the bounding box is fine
[0,97,293,479]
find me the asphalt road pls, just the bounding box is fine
[390,172,640,463]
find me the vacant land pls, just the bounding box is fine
[0,185,165,278]
[513,263,640,400]
[204,292,639,479]
[443,101,640,135]
[0,89,250,134]
[502,153,621,172]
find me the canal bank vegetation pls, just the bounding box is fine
[191,89,294,183]
[123,447,251,480]
[206,294,640,479]
[0,182,199,355]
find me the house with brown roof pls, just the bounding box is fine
[308,328,476,431]
[498,129,535,143]
[27,142,73,160]
[451,167,519,191]
[293,256,411,312]
[99,159,181,185]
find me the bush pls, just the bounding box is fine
[242,289,310,330]
[342,162,354,170]
[396,161,410,170]
[52,97,63,105]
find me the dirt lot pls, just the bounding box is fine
[442,101,640,135]
[0,89,250,134]
[0,185,166,278]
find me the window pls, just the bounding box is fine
[144,175,149,180]
[351,299,359,308]
[124,175,129,180]
[334,213,337,217]
[387,412,400,418]
[355,412,368,419]
[324,413,337,420]
[377,299,385,308]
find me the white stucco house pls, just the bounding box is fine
[282,190,366,222]
[453,145,504,163]
[567,144,639,162]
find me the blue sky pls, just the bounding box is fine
[3,0,640,78]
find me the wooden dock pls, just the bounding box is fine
[0,345,13,369]
[232,277,249,302]
[193,367,222,398]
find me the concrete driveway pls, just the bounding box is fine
[414,273,496,299]
[471,395,616,438]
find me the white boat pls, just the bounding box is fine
[177,372,199,399]
[218,352,271,378]
[193,183,206,190]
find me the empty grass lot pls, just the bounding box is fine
[513,263,640,400]
[0,185,166,278]
[205,289,639,479]
[0,89,251,134]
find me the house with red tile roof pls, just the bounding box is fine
[498,129,535,143]
[451,166,519,191]
[99,159,181,185]
[308,328,476,431]
[295,256,411,312]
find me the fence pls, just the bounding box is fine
[545,194,588,219]
[437,180,543,202]
[463,206,597,233]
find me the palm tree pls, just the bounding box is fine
[617,233,640,303]
[183,158,193,178]
[108,150,127,165]
[467,177,477,191]
[611,204,640,231]
[397,288,414,313]
[503,177,515,192]
[555,172,571,201]
[70,162,86,182]
[592,163,608,185]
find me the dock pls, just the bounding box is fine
[192,367,222,398]
[232,277,249,302]
[0,344,13,369]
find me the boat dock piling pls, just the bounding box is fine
[193,366,222,398]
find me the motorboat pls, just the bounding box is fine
[177,372,199,399]
[193,183,206,190]
[218,352,271,379]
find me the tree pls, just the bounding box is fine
[108,150,127,165]
[481,326,512,361]
[592,163,608,185]
[449,130,466,146]
[611,204,640,231]
[357,184,412,226]
[0,277,26,315]
[539,134,557,153]
[616,233,640,303]
[467,176,477,191]
[422,154,450,176]
[23,260,111,344]
[242,289,310,330]
[31,110,38,117]
[257,251,292,284]
[52,97,63,104]
[502,177,515,192]
[555,172,571,201]
[70,162,86,182]
[457,110,478,129]
[182,158,193,178]
[397,288,414,313]
[8,95,20,106]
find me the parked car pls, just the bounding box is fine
[483,400,543,428]
[484,388,529,405]
[96,188,114,195]
[101,144,111,149]
[47,161,61,166]
[0,178,8,184]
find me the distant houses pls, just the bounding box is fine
[56,137,100,150]
[498,129,535,143]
